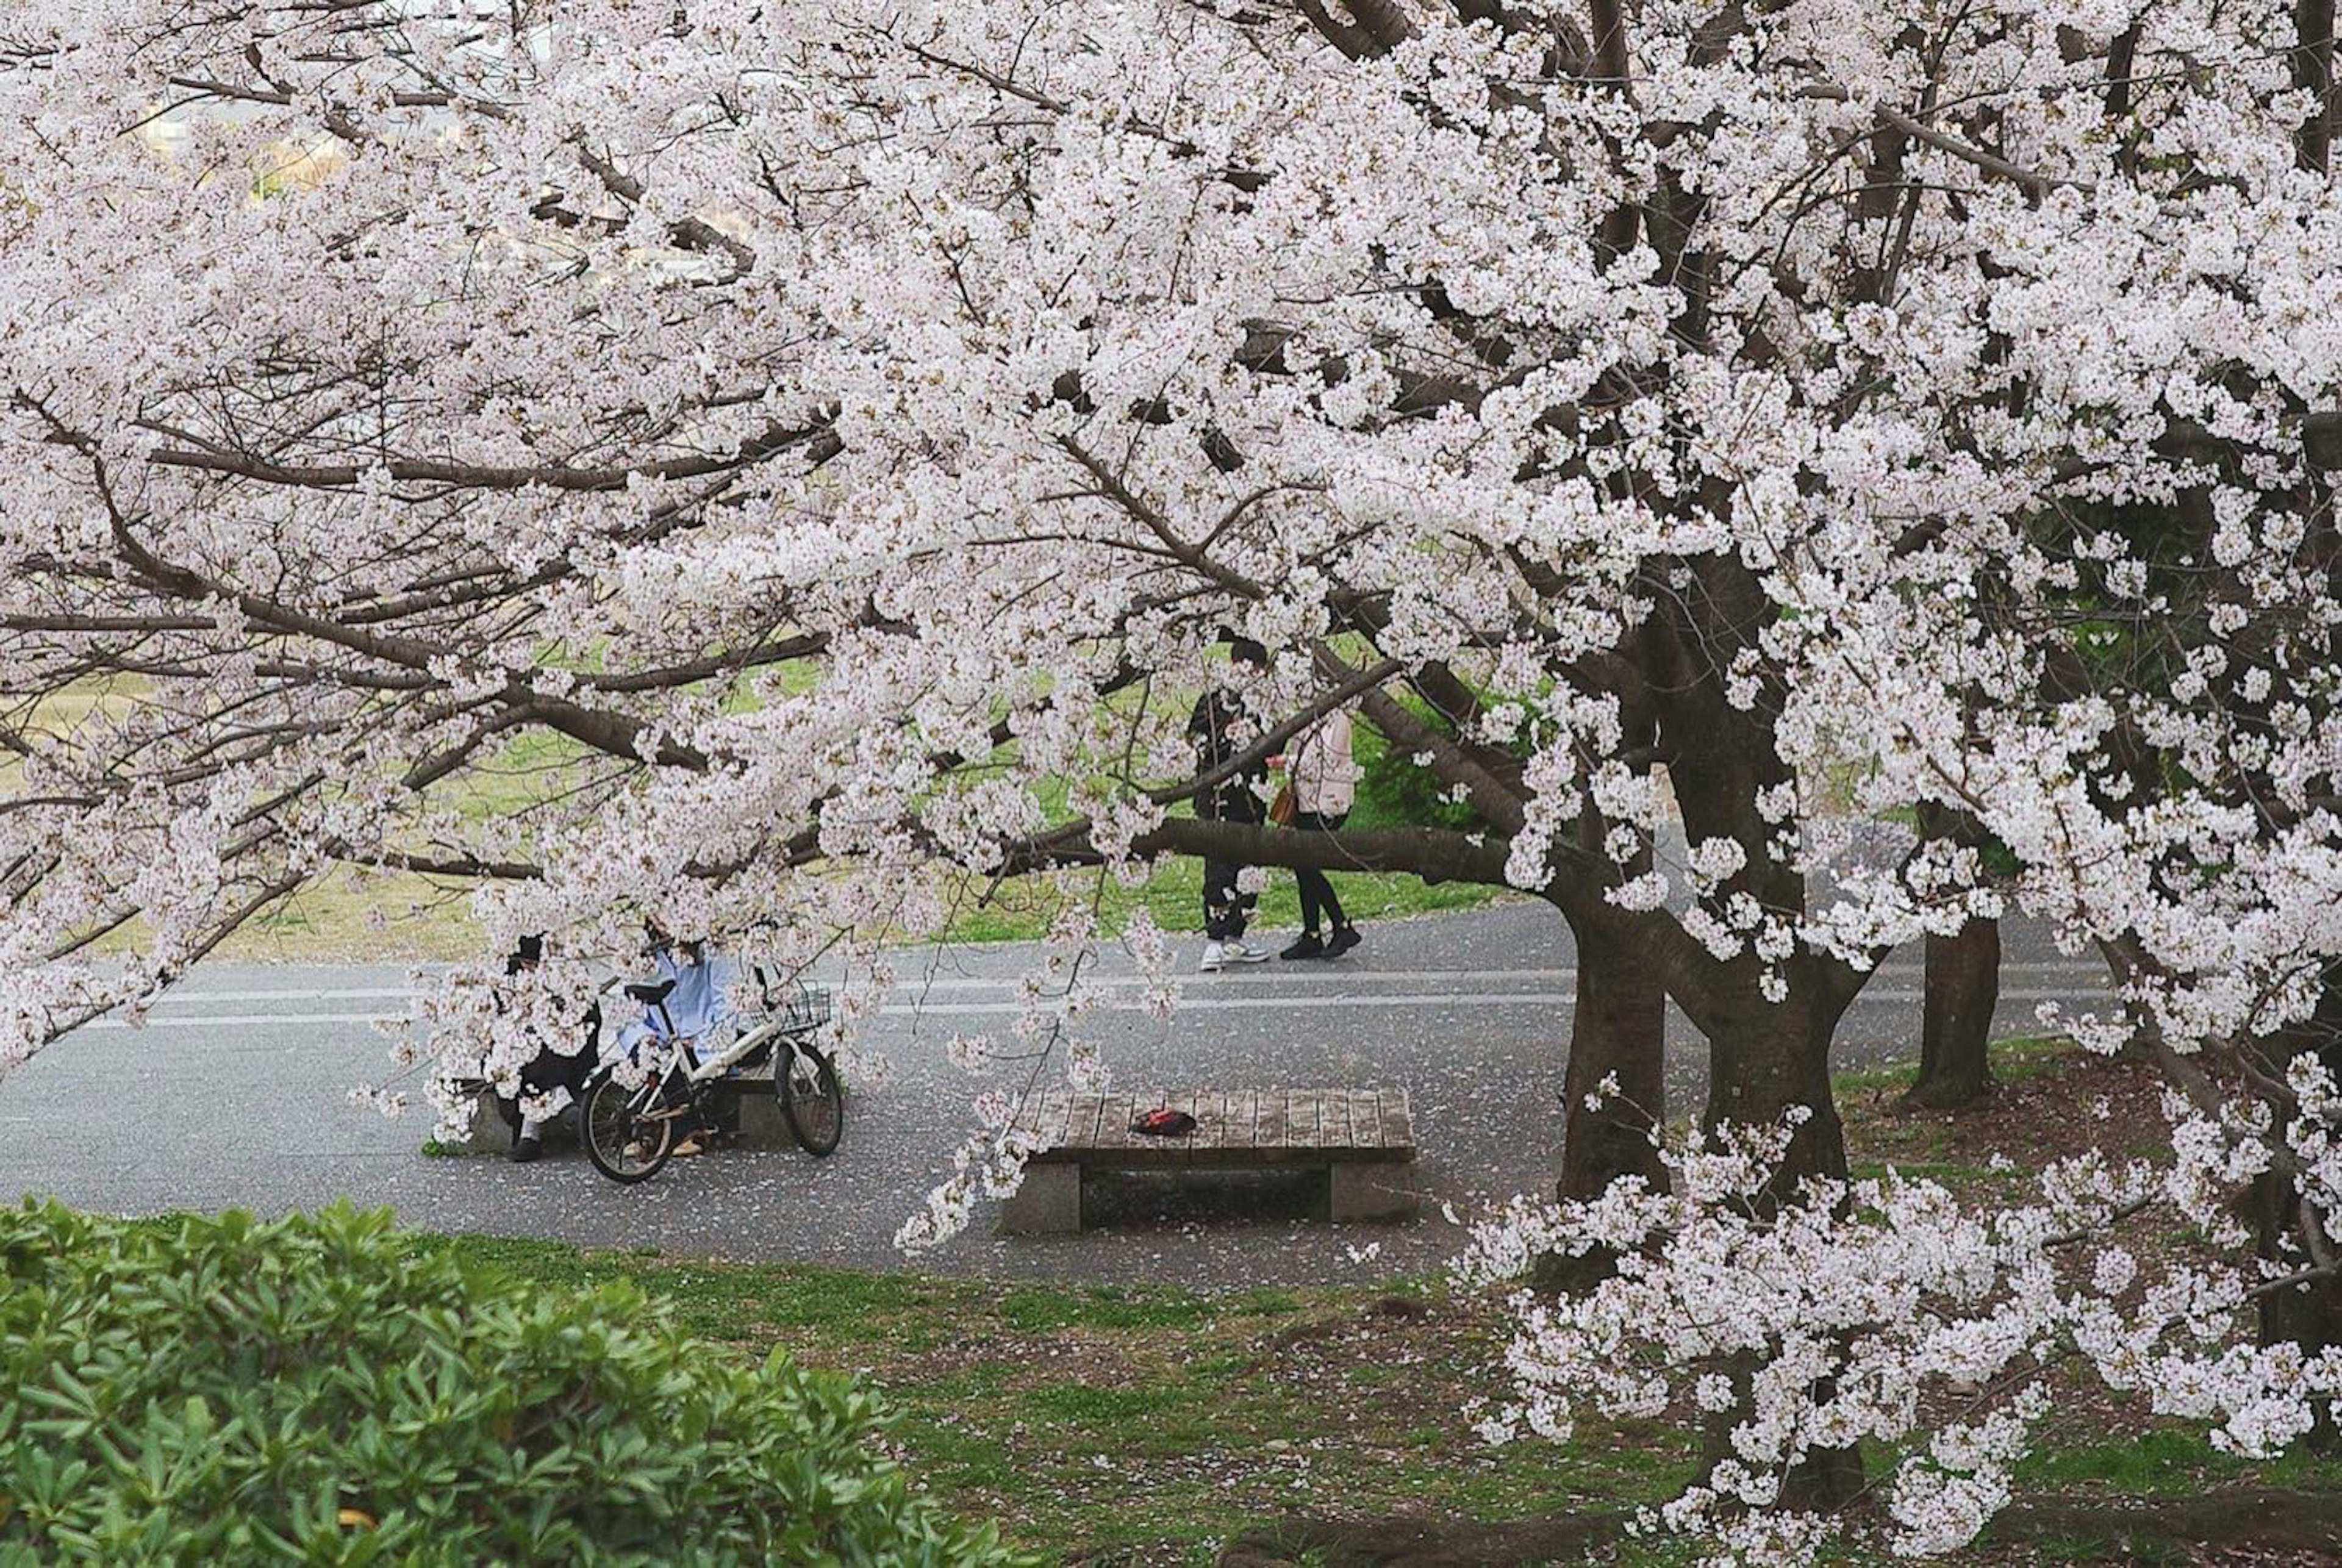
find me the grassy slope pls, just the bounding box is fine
[220,833,1514,961]
[206,683,1516,960]
[417,1037,2342,1566]
[19,655,1512,962]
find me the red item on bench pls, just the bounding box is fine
[1131,1108,1197,1137]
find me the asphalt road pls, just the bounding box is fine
[3,903,2109,1287]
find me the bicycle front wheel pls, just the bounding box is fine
[778,1043,843,1156]
[582,1074,676,1183]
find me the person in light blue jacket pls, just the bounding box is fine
[614,924,741,1156]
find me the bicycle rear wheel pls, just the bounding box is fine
[582,1074,676,1183]
[778,1042,843,1156]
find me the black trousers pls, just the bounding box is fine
[1203,857,1256,940]
[1292,810,1348,934]
[495,1012,601,1140]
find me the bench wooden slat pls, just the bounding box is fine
[1191,1090,1221,1151]
[1070,1092,1105,1150]
[1322,1091,1352,1150]
[1090,1092,1123,1151]
[1225,1090,1255,1151]
[1288,1090,1319,1150]
[1255,1090,1285,1148]
[1381,1090,1414,1153]
[1350,1089,1383,1150]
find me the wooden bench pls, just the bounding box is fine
[999,1088,1418,1233]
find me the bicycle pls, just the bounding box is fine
[580,965,843,1184]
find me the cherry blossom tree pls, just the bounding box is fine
[5,0,2342,1556]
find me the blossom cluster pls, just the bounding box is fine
[4,1,2342,1554]
[1456,1091,2342,1561]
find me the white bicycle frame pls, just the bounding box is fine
[609,970,823,1095]
[670,1013,792,1087]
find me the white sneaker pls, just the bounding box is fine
[1199,941,1227,973]
[1228,941,1273,964]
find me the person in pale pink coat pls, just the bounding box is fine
[1280,706,1364,960]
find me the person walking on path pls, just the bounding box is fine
[1189,637,1273,972]
[1278,705,1364,960]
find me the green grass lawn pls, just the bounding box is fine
[415,1225,2342,1566]
[405,1039,2342,1565]
[414,1234,1695,1565]
[929,858,1516,948]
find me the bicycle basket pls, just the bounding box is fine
[775,981,832,1033]
[745,959,831,1030]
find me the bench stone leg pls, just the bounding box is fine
[435,1091,516,1156]
[1329,1163,1418,1223]
[1001,1162,1083,1234]
[732,1090,792,1150]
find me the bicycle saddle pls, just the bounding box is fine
[624,979,677,1006]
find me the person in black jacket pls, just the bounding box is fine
[1187,638,1273,971]
[496,934,603,1163]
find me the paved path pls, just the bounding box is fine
[2,904,2107,1287]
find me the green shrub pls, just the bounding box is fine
[0,1200,1023,1566]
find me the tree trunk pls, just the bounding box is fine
[1902,916,2000,1110]
[1693,970,1864,1511]
[2254,984,2342,1450]
[1699,971,1851,1198]
[2254,1167,2342,1450]
[1694,1361,1868,1513]
[1539,908,1670,1292]
[1557,911,1669,1202]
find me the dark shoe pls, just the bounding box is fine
[508,1136,542,1164]
[1280,933,1326,961]
[1326,926,1362,958]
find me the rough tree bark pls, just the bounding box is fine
[2296,0,2335,174]
[1695,964,1867,1512]
[1553,806,1669,1211]
[1556,906,1670,1203]
[1904,917,2002,1111]
[2253,979,2342,1449]
[2253,1158,2342,1451]
[1538,872,1671,1294]
[1903,806,2004,1110]
[1660,731,1866,1510]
